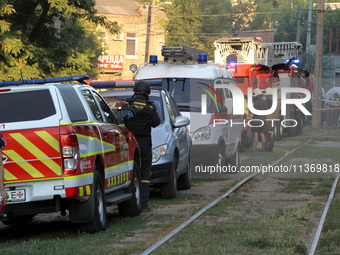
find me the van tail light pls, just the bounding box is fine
[60,134,79,174]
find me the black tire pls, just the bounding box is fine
[228,149,240,172]
[177,156,191,190]
[160,154,178,199]
[2,214,35,225]
[118,160,142,217]
[80,170,107,233]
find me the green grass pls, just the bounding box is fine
[317,197,340,254]
[279,178,333,196]
[154,199,315,255]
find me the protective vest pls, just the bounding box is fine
[124,99,154,137]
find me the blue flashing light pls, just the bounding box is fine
[199,54,208,64]
[229,62,236,67]
[0,75,89,87]
[293,58,300,64]
[284,59,290,64]
[150,55,158,64]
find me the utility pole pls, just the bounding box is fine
[296,4,301,43]
[144,0,156,62]
[150,0,156,56]
[144,5,152,63]
[312,0,324,128]
[306,0,313,52]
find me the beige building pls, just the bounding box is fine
[95,0,167,80]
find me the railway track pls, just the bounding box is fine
[141,130,340,255]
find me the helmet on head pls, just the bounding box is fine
[253,88,262,97]
[134,81,150,94]
[265,87,273,96]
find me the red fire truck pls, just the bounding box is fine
[214,37,313,148]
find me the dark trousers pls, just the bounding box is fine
[136,137,152,208]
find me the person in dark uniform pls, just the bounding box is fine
[251,88,268,152]
[0,133,9,206]
[122,81,160,212]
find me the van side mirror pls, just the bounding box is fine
[220,106,228,114]
[117,108,136,123]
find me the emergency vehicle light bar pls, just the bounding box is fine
[0,75,89,86]
[161,46,206,63]
[89,80,162,89]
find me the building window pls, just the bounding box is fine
[126,33,137,58]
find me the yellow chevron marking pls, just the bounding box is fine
[5,150,44,178]
[10,133,61,175]
[4,169,17,181]
[107,178,111,187]
[114,176,116,185]
[86,185,91,196]
[35,131,59,152]
[79,187,84,196]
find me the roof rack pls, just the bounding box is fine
[0,75,89,87]
[161,46,206,63]
[89,80,162,89]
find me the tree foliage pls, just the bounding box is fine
[0,0,120,82]
[161,0,253,58]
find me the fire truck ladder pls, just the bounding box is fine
[214,37,302,67]
[161,46,206,63]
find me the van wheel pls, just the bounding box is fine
[80,170,107,233]
[118,161,142,217]
[177,157,191,190]
[228,149,240,172]
[160,154,178,199]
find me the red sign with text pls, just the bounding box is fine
[97,55,124,70]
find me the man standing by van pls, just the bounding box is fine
[123,81,160,212]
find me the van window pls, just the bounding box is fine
[0,90,56,123]
[161,78,221,113]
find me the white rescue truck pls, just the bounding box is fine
[134,46,242,172]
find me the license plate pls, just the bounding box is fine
[8,189,26,202]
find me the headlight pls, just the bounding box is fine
[152,144,168,163]
[193,126,210,141]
